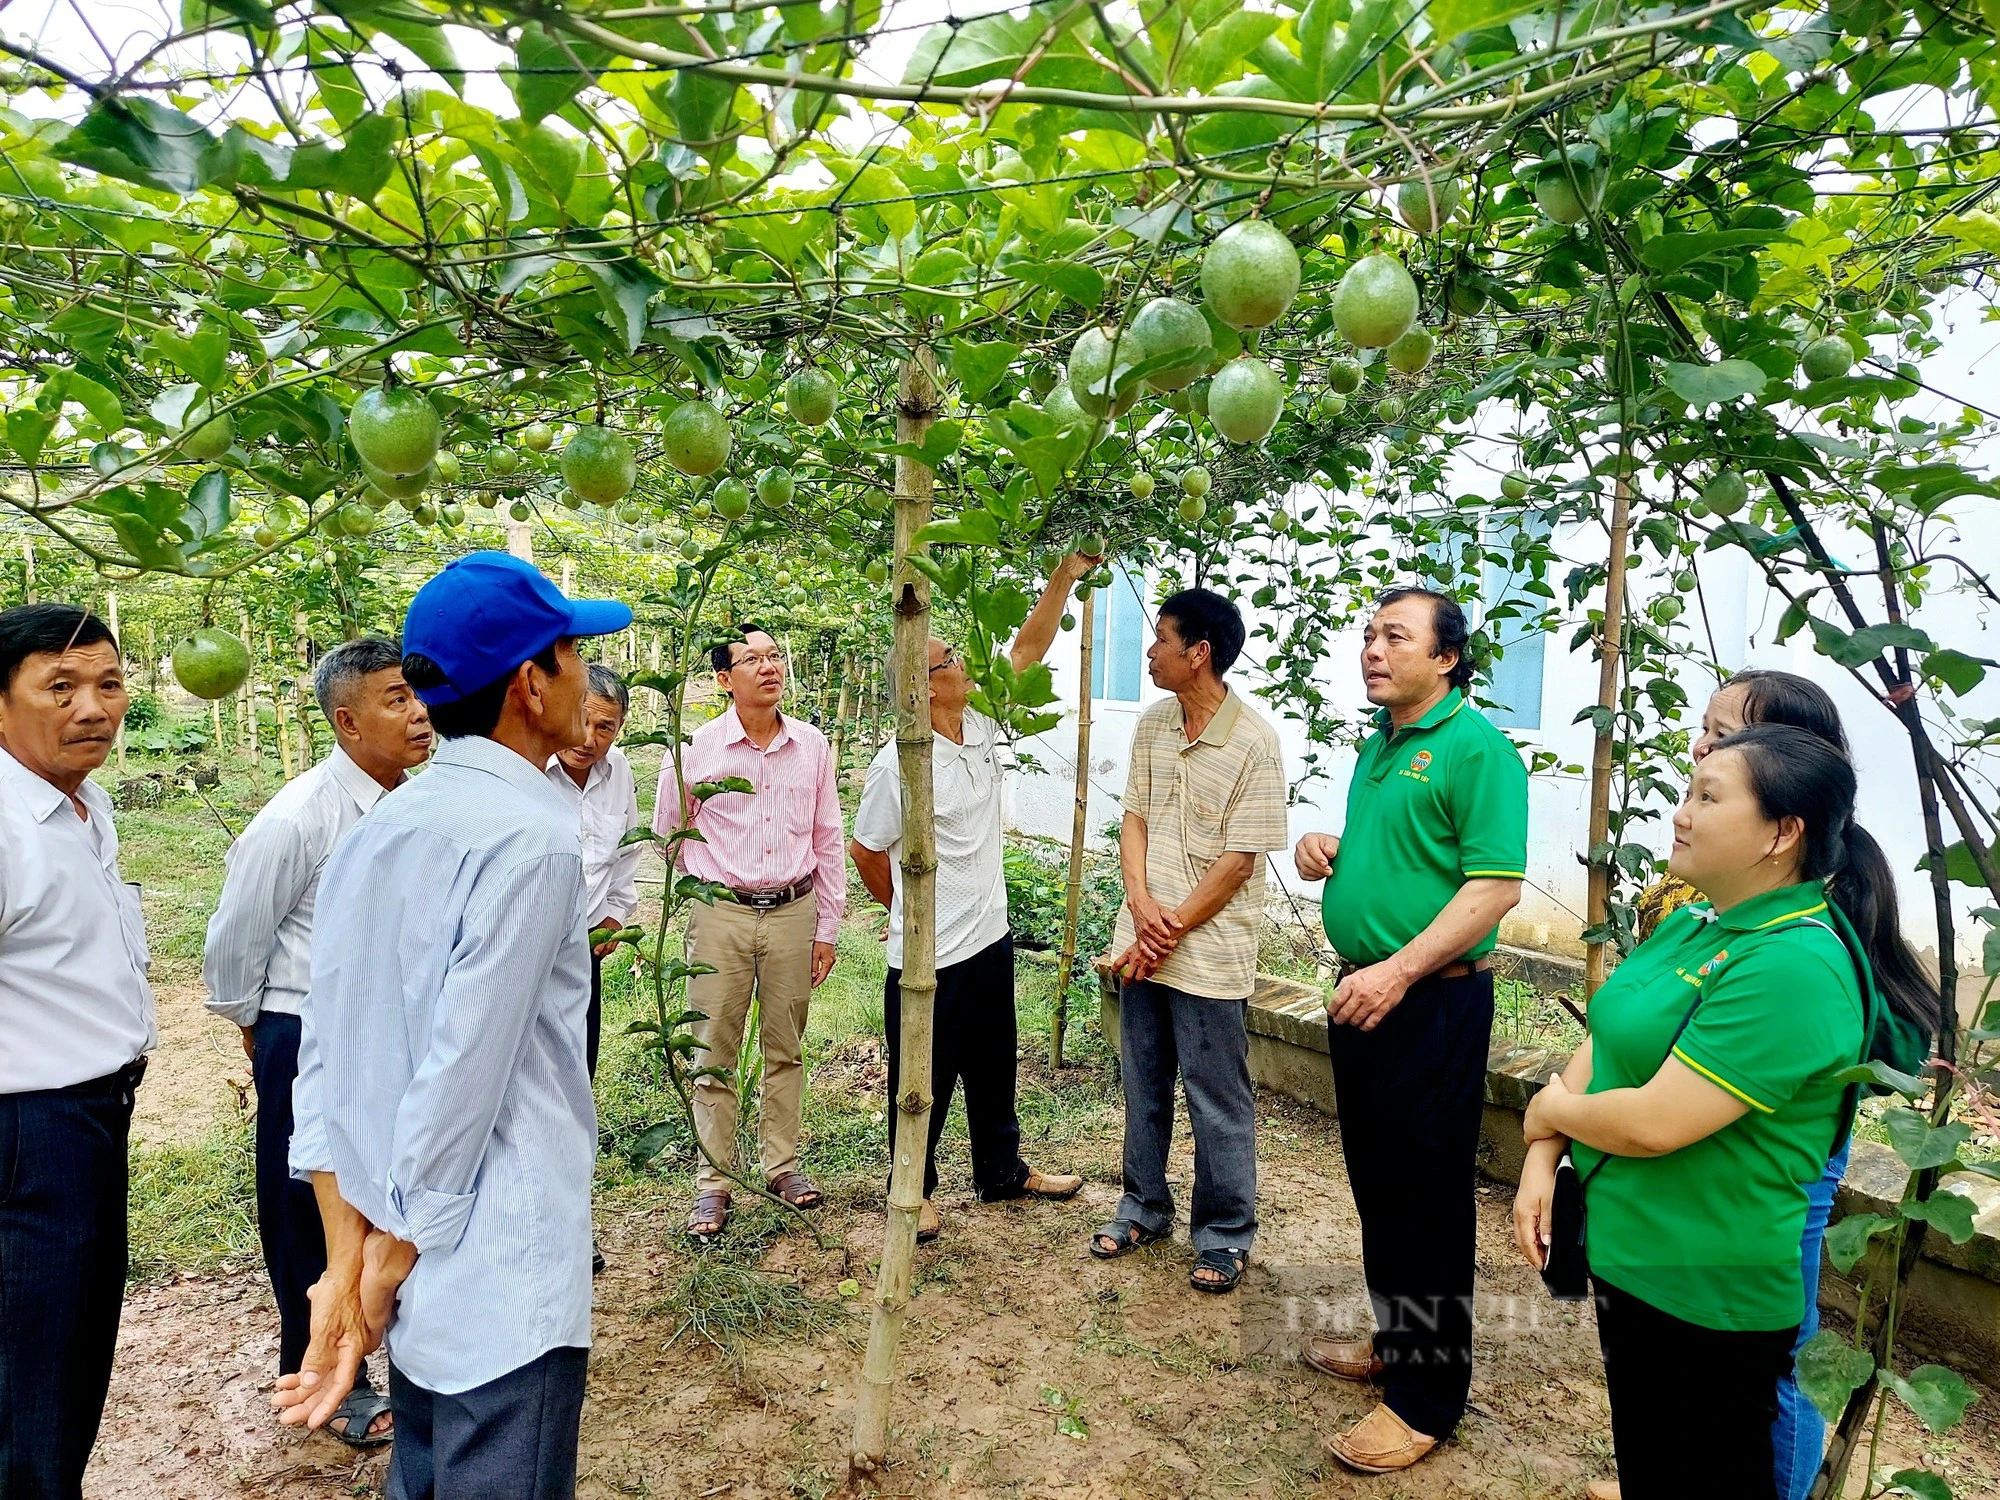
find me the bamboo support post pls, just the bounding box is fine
[1583,469,1633,999]
[106,590,126,772]
[1050,586,1095,1068]
[851,350,941,1474]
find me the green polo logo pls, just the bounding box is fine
[1409,750,1432,773]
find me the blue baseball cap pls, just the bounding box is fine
[402,551,633,704]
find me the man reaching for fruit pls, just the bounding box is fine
[847,548,1101,1244]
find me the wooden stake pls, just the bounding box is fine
[505,518,534,562]
[851,350,941,1475]
[831,651,855,773]
[1050,585,1095,1068]
[19,536,34,604]
[106,590,127,772]
[1583,469,1633,999]
[272,634,296,780]
[293,612,316,769]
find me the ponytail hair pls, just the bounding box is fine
[1716,724,1941,1040]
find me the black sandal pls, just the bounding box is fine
[325,1386,393,1449]
[1190,1246,1248,1294]
[1089,1218,1169,1259]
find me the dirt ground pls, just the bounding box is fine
[92,978,2000,1499]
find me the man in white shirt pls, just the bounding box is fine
[0,603,152,1499]
[545,663,641,1084]
[848,550,1098,1242]
[202,636,432,1447]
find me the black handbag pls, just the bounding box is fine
[1539,990,1705,1301]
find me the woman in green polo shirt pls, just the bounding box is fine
[1512,725,1939,1500]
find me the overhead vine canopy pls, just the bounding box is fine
[2,0,1998,748]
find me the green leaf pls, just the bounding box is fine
[1914,842,1988,890]
[627,1121,677,1164]
[950,339,1021,402]
[1637,228,1786,273]
[915,510,1004,547]
[1922,649,1990,696]
[692,776,755,799]
[1885,1469,1953,1500]
[147,320,230,390]
[1010,260,1104,309]
[508,21,611,124]
[1794,1329,1874,1422]
[56,98,238,195]
[1901,1189,1978,1244]
[1660,359,1768,410]
[1810,620,1936,668]
[1883,1107,1971,1171]
[1823,1212,1895,1274]
[4,408,52,466]
[183,468,233,546]
[1886,1365,1979,1433]
[565,236,664,355]
[1831,1060,1927,1099]
[183,0,277,26]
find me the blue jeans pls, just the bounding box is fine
[1775,1141,1850,1500]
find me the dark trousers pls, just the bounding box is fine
[387,1346,589,1500]
[1116,979,1257,1254]
[1596,1276,1796,1500]
[884,933,1031,1200]
[252,1012,374,1389]
[1325,967,1494,1439]
[587,951,603,1081]
[0,1067,140,1500]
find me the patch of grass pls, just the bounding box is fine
[647,1251,850,1356]
[127,1112,259,1281]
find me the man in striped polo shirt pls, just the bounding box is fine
[1293,586,1528,1476]
[1088,588,1288,1297]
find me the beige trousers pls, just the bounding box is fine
[684,893,817,1195]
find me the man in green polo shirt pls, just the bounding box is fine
[1292,586,1528,1476]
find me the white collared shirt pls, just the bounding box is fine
[0,745,154,1093]
[202,746,401,1028]
[853,709,1011,969]
[544,745,641,929]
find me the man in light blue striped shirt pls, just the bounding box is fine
[276,553,631,1500]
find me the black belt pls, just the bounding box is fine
[53,1058,148,1099]
[724,876,813,911]
[1335,956,1491,983]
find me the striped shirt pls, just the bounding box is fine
[653,706,846,945]
[203,747,400,1027]
[290,734,593,1394]
[1112,689,1289,1000]
[546,745,642,929]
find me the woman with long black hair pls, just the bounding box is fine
[1514,724,1939,1500]
[1624,669,1856,1500]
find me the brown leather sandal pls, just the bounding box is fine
[687,1189,730,1241]
[768,1171,824,1210]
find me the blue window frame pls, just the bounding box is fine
[1090,564,1146,702]
[1480,513,1552,730]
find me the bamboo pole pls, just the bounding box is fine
[852,350,941,1474]
[106,590,126,772]
[1049,587,1095,1068]
[830,652,855,773]
[271,632,296,780]
[239,607,256,762]
[505,518,534,561]
[1582,470,1633,999]
[20,536,34,604]
[293,612,316,769]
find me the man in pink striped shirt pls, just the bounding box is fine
[655,624,846,1240]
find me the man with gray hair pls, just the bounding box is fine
[203,635,433,1446]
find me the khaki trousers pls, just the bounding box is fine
[685,893,817,1195]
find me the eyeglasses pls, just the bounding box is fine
[928,649,960,675]
[730,650,785,670]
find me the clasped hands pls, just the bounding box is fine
[271,1227,415,1430]
[1110,892,1185,983]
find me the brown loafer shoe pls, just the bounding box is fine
[916,1198,942,1243]
[1304,1335,1383,1381]
[1322,1403,1437,1474]
[1021,1168,1082,1200]
[1586,1482,1621,1500]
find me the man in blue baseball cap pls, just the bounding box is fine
[273,552,631,1500]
